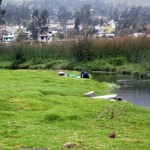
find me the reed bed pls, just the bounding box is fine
[0,42,71,61]
[70,37,150,64]
[0,37,150,75]
[1,37,150,63]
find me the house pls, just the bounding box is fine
[38,30,52,43]
[132,32,145,37]
[66,20,75,30]
[107,20,117,29]
[0,27,15,43]
[105,33,115,38]
[0,25,20,43]
[49,20,63,31]
[3,32,15,43]
[98,32,115,38]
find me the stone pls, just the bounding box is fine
[84,91,96,97]
[58,71,65,76]
[63,142,73,148]
[109,133,116,138]
[114,97,122,101]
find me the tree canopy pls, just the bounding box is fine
[0,0,6,24]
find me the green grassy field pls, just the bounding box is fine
[0,70,150,150]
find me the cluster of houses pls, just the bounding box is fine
[0,25,53,44]
[0,25,30,43]
[0,19,146,44]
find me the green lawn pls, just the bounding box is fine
[0,70,149,150]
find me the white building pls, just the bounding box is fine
[49,21,63,30]
[38,31,52,43]
[66,20,75,29]
[107,20,117,29]
[2,32,15,43]
[132,33,145,37]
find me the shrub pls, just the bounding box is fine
[9,47,26,69]
[108,56,127,66]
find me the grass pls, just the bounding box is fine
[0,69,150,150]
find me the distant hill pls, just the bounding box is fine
[107,0,150,7]
[3,0,150,7]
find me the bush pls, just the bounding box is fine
[108,56,127,66]
[9,47,26,69]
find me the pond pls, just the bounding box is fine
[92,73,150,108]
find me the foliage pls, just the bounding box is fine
[9,45,26,69]
[0,37,150,78]
[57,6,72,25]
[40,9,49,26]
[74,5,93,29]
[0,0,6,24]
[27,13,39,40]
[108,56,127,66]
[16,32,28,41]
[4,2,31,24]
[70,38,96,62]
[28,8,49,40]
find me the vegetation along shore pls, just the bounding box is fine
[0,37,150,79]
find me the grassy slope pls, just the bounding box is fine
[0,70,150,150]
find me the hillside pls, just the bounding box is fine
[3,0,150,7]
[108,0,150,7]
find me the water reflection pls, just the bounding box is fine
[92,73,150,108]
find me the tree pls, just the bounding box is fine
[4,3,31,25]
[74,17,81,32]
[0,0,6,24]
[74,5,92,28]
[93,18,100,26]
[40,9,49,33]
[80,5,92,26]
[111,8,120,21]
[28,21,39,40]
[57,6,72,25]
[28,9,40,40]
[28,9,49,40]
[16,32,28,42]
[40,9,49,26]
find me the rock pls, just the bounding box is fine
[84,91,96,97]
[93,94,117,99]
[114,97,122,101]
[58,71,65,76]
[63,142,73,148]
[109,133,116,138]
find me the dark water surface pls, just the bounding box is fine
[92,73,150,108]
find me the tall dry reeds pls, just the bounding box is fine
[0,42,71,61]
[0,37,150,70]
[70,37,150,64]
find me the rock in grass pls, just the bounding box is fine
[84,91,96,97]
[109,133,116,138]
[63,142,73,148]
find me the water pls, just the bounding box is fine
[92,73,150,108]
